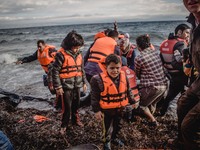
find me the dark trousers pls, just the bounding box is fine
[61,88,80,128]
[86,73,93,83]
[102,108,123,143]
[160,73,186,113]
[177,76,200,150]
[0,131,14,150]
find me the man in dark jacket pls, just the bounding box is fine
[159,24,190,115]
[173,1,200,149]
[16,40,57,73]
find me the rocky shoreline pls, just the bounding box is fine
[0,97,178,150]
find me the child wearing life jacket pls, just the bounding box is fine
[52,30,87,135]
[90,54,139,150]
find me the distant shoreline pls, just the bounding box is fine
[0,19,188,30]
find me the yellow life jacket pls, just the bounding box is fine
[99,71,129,109]
[59,48,83,79]
[37,45,55,72]
[88,37,116,63]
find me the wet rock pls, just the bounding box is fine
[0,98,178,150]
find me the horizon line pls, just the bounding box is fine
[0,19,187,30]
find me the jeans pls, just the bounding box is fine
[0,131,14,150]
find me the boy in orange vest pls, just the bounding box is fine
[90,54,139,150]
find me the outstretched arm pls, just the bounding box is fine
[16,50,38,64]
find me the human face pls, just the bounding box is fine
[106,62,121,78]
[181,29,191,42]
[71,46,81,54]
[38,43,45,51]
[183,0,200,14]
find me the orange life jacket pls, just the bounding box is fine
[88,37,117,63]
[59,48,83,79]
[94,31,106,41]
[121,66,140,102]
[99,71,129,109]
[160,38,185,72]
[37,45,56,72]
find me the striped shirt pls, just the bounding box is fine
[134,48,168,87]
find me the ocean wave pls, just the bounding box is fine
[0,31,30,36]
[11,38,22,43]
[0,40,8,44]
[46,38,62,44]
[0,53,18,64]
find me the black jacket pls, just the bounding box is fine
[188,13,200,73]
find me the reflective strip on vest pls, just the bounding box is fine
[37,45,55,72]
[160,38,184,72]
[59,48,83,79]
[121,66,140,102]
[99,71,129,109]
[88,37,116,63]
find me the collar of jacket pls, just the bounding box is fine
[187,13,196,28]
[64,49,82,58]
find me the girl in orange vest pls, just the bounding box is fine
[90,54,139,150]
[52,31,87,135]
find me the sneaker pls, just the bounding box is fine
[60,127,66,135]
[148,121,158,127]
[103,142,111,150]
[73,120,84,127]
[167,138,184,149]
[53,107,62,113]
[112,138,124,147]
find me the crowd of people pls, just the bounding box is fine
[1,1,197,150]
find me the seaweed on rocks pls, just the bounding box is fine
[0,98,178,150]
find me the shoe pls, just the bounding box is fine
[167,138,184,149]
[73,120,84,127]
[111,138,124,147]
[103,142,111,150]
[60,127,66,135]
[53,107,62,113]
[148,121,158,127]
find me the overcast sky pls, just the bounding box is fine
[0,0,189,29]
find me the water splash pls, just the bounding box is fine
[0,53,17,64]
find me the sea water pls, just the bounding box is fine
[0,21,189,110]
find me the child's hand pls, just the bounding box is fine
[56,88,64,96]
[95,111,103,121]
[83,84,87,93]
[132,102,139,109]
[48,82,54,91]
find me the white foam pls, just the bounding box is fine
[0,53,17,64]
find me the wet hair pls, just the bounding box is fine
[61,30,84,50]
[105,54,121,66]
[104,28,112,36]
[37,40,45,47]
[136,34,151,50]
[107,30,119,39]
[175,24,190,34]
